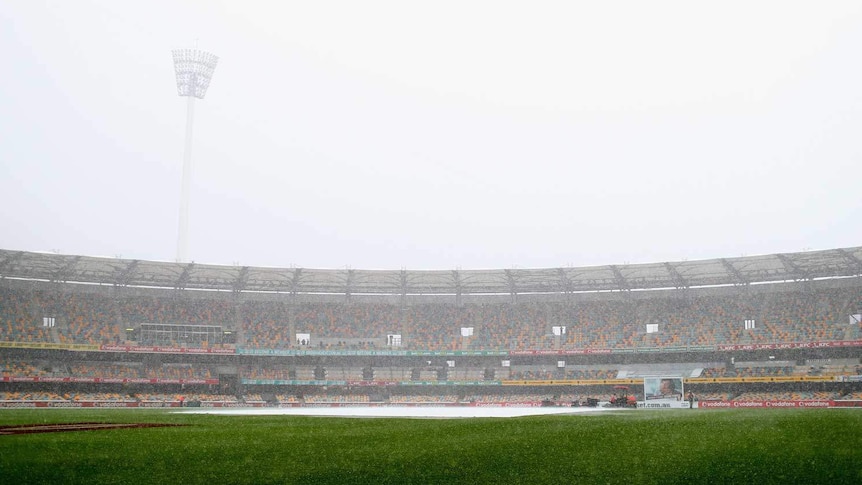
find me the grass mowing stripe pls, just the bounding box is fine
[0,409,860,484]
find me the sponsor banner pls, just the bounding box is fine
[403,351,497,357]
[270,402,549,408]
[344,380,399,387]
[398,381,453,386]
[0,400,845,409]
[398,381,494,386]
[240,379,500,386]
[799,376,839,382]
[76,402,138,408]
[0,341,30,349]
[687,377,740,384]
[299,403,350,408]
[637,347,665,353]
[686,345,715,352]
[182,347,235,354]
[717,340,862,352]
[426,381,492,386]
[832,400,862,408]
[0,401,140,408]
[240,379,278,385]
[0,341,98,351]
[151,379,218,385]
[237,349,508,357]
[686,376,837,384]
[69,401,138,408]
[0,401,38,408]
[240,379,347,386]
[100,345,235,355]
[637,401,691,409]
[699,400,833,409]
[240,349,287,356]
[658,346,689,353]
[469,402,544,407]
[237,349,396,357]
[501,379,642,386]
[0,341,100,351]
[137,401,181,408]
[200,402,246,408]
[37,377,66,383]
[2,376,218,385]
[508,347,696,356]
[75,344,102,351]
[510,349,616,356]
[573,349,614,355]
[9,377,40,383]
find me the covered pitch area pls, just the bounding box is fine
[179,405,621,419]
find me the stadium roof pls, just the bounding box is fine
[0,247,860,296]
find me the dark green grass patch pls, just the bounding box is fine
[0,409,860,484]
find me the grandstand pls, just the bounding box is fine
[1,247,860,408]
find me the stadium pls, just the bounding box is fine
[4,3,862,483]
[2,246,860,410]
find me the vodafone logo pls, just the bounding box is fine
[732,401,764,408]
[699,400,834,409]
[799,401,830,407]
[765,401,796,407]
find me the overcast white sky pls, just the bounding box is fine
[1,1,860,270]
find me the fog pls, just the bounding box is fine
[1,1,861,269]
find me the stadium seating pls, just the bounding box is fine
[0,391,65,401]
[1,272,859,408]
[1,358,48,377]
[304,394,370,403]
[389,394,459,404]
[276,394,301,403]
[3,284,858,352]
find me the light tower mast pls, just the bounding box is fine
[172,48,219,262]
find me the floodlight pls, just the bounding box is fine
[172,49,219,99]
[172,48,219,262]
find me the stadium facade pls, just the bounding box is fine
[1,247,860,408]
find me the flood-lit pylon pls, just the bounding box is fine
[172,48,218,262]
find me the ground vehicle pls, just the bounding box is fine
[609,385,637,408]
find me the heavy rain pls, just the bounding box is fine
[1,2,861,484]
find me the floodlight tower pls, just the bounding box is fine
[172,48,219,262]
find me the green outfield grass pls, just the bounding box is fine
[1,408,860,484]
